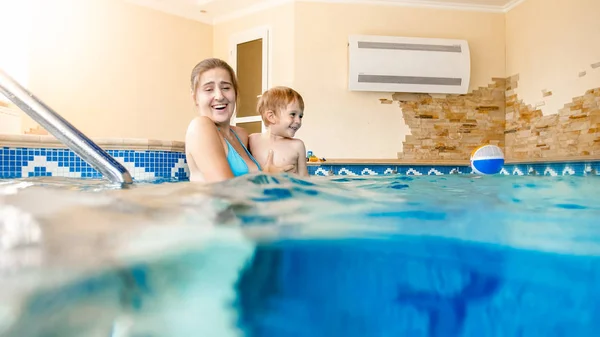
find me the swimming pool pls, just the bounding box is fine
[1,173,600,336]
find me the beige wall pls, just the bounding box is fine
[5,0,537,162]
[506,0,600,116]
[293,2,506,159]
[212,3,295,89]
[23,0,212,141]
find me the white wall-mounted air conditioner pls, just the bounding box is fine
[348,35,471,94]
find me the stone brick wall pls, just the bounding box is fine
[394,76,600,161]
[394,79,506,160]
[504,75,600,160]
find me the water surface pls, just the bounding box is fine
[1,174,599,336]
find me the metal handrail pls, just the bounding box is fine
[0,69,133,185]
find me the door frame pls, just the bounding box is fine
[228,25,272,132]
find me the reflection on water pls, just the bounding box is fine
[1,174,600,336]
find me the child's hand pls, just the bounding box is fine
[264,150,295,173]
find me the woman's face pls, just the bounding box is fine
[194,67,236,125]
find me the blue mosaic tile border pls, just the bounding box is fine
[500,162,600,176]
[308,164,471,176]
[309,161,600,177]
[0,147,189,181]
[2,146,599,181]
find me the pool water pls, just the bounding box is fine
[1,173,600,336]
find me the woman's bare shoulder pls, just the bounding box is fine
[187,116,217,133]
[232,125,248,137]
[232,125,250,145]
[185,117,223,155]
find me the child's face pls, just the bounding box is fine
[270,100,303,138]
[194,67,236,125]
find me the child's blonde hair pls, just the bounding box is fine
[257,86,305,126]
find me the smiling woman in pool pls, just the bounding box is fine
[185,58,292,183]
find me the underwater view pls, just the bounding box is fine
[1,173,600,336]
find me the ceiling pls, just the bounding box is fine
[127,0,523,24]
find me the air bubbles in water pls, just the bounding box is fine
[0,205,41,251]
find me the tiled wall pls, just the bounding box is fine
[308,161,600,177]
[395,78,506,161]
[2,147,599,181]
[0,147,189,181]
[505,75,600,160]
[309,164,470,176]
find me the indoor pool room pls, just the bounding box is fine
[2,0,600,336]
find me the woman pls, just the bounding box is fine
[185,58,292,183]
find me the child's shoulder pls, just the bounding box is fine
[248,132,263,143]
[288,137,305,144]
[286,137,306,151]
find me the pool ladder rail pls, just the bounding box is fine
[0,68,133,185]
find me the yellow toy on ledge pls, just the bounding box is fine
[306,151,326,163]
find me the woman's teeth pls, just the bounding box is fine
[213,104,227,110]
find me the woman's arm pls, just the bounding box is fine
[185,116,234,182]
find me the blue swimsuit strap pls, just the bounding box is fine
[229,128,262,170]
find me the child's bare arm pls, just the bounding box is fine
[248,133,265,167]
[295,139,309,177]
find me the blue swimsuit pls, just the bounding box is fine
[224,129,262,176]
